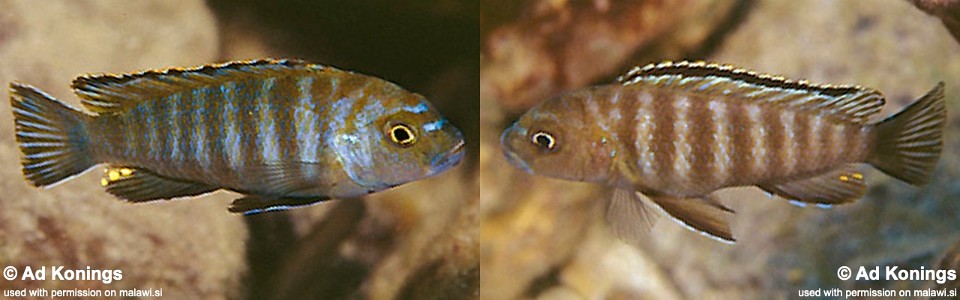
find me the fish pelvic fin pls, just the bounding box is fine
[648,193,736,243]
[869,82,946,185]
[10,83,95,187]
[605,189,661,246]
[230,195,332,215]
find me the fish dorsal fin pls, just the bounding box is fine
[617,61,886,123]
[71,59,336,114]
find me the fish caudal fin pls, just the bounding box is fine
[10,83,95,187]
[869,82,946,185]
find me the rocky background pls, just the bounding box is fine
[481,0,960,299]
[0,1,477,299]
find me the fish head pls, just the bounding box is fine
[500,90,614,183]
[354,91,464,188]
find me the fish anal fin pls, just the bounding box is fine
[649,193,736,243]
[71,59,332,114]
[229,195,331,215]
[759,166,866,206]
[605,189,661,245]
[101,166,217,202]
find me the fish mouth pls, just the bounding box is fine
[500,125,533,174]
[502,149,532,174]
[427,139,465,176]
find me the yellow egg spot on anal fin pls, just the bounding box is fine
[108,169,120,181]
[852,172,863,180]
[100,178,109,186]
[839,175,849,182]
[120,168,133,176]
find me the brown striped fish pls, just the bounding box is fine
[10,59,464,214]
[501,61,946,243]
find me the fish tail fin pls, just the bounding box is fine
[10,83,96,187]
[868,82,946,185]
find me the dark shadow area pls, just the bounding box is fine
[243,200,368,299]
[242,212,297,300]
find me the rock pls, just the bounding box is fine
[908,0,960,42]
[482,0,748,112]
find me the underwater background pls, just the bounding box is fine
[0,0,958,299]
[0,1,477,299]
[481,0,960,299]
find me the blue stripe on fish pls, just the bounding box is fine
[145,103,159,160]
[295,76,318,166]
[169,93,181,161]
[408,102,429,114]
[256,78,278,164]
[422,119,445,132]
[223,82,243,169]
[192,87,209,167]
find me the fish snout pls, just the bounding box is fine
[500,124,533,174]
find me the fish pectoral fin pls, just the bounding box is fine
[101,166,217,202]
[229,195,331,215]
[649,193,736,243]
[605,189,662,245]
[758,165,866,206]
[245,162,320,193]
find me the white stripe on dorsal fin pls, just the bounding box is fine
[70,58,342,114]
[617,61,886,124]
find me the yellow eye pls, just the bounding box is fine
[389,124,417,147]
[531,131,556,150]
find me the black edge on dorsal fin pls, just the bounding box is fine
[70,58,336,114]
[617,61,886,123]
[618,61,864,97]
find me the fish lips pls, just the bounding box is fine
[428,138,465,176]
[500,124,533,174]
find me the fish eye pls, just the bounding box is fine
[531,131,556,151]
[388,123,417,147]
